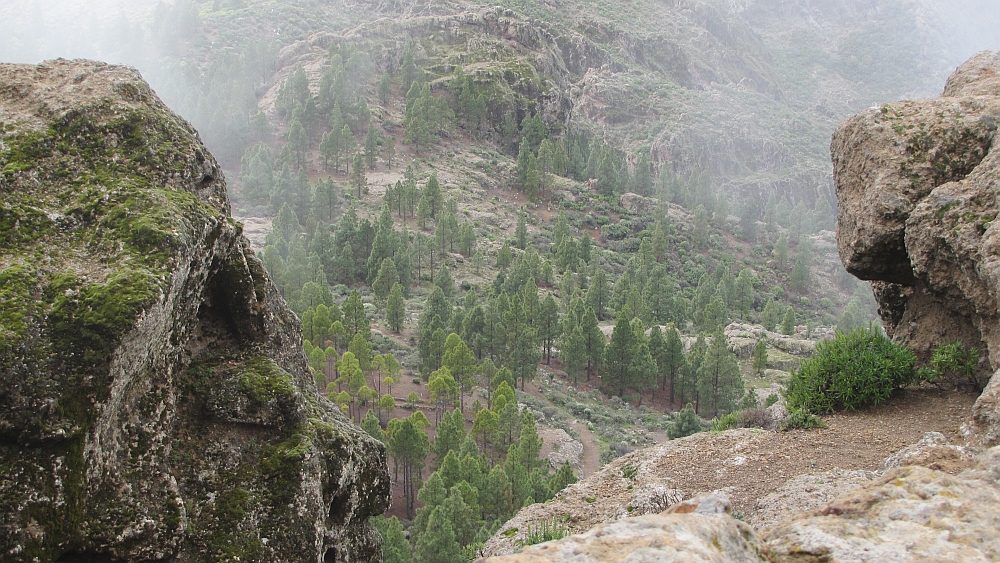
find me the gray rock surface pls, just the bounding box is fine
[765,446,1000,562]
[479,493,769,563]
[0,60,389,562]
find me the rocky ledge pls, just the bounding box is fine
[482,442,1000,563]
[0,60,389,562]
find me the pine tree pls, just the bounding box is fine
[696,331,744,417]
[379,71,391,104]
[601,310,637,397]
[374,516,411,563]
[432,410,466,468]
[365,126,379,170]
[662,326,686,405]
[517,412,543,469]
[581,306,605,381]
[361,409,383,441]
[587,268,610,320]
[435,263,454,297]
[373,258,399,304]
[774,232,789,269]
[761,297,781,331]
[414,506,464,563]
[752,338,768,375]
[781,307,796,335]
[442,337,477,410]
[472,407,498,453]
[560,324,587,384]
[342,289,371,341]
[790,249,811,294]
[387,283,406,333]
[667,403,703,439]
[535,296,558,365]
[388,416,428,519]
[497,240,513,269]
[515,214,528,249]
[351,152,366,198]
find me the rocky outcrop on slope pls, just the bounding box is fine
[0,60,389,562]
[832,50,1000,446]
[481,493,770,563]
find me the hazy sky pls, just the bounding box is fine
[1,0,998,67]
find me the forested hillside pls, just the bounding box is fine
[0,0,971,559]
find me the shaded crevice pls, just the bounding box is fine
[188,258,266,356]
[329,488,352,525]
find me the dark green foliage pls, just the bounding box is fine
[667,403,703,439]
[519,518,569,547]
[695,331,744,417]
[779,408,826,431]
[752,339,768,375]
[785,327,917,413]
[924,342,985,391]
[386,283,406,333]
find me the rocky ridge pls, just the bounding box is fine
[0,60,389,562]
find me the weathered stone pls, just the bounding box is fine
[0,60,389,562]
[882,431,974,473]
[765,446,1000,563]
[619,192,659,215]
[479,498,770,563]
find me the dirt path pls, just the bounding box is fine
[617,387,977,522]
[568,420,602,479]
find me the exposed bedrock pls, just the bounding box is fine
[0,60,389,562]
[833,51,1000,446]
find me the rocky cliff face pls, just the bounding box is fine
[0,60,389,562]
[832,51,1000,446]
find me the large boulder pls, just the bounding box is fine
[0,60,389,562]
[832,51,1000,445]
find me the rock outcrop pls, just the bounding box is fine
[0,60,389,562]
[765,447,1000,562]
[832,51,1000,445]
[481,438,1000,563]
[481,493,770,563]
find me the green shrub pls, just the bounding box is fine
[780,408,826,431]
[518,518,569,547]
[784,327,916,413]
[710,412,737,432]
[667,403,704,439]
[925,342,984,391]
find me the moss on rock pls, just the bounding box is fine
[0,60,388,563]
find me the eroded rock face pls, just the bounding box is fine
[0,60,389,562]
[832,51,1000,445]
[480,493,770,563]
[765,447,1000,562]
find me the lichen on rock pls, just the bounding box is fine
[0,59,388,562]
